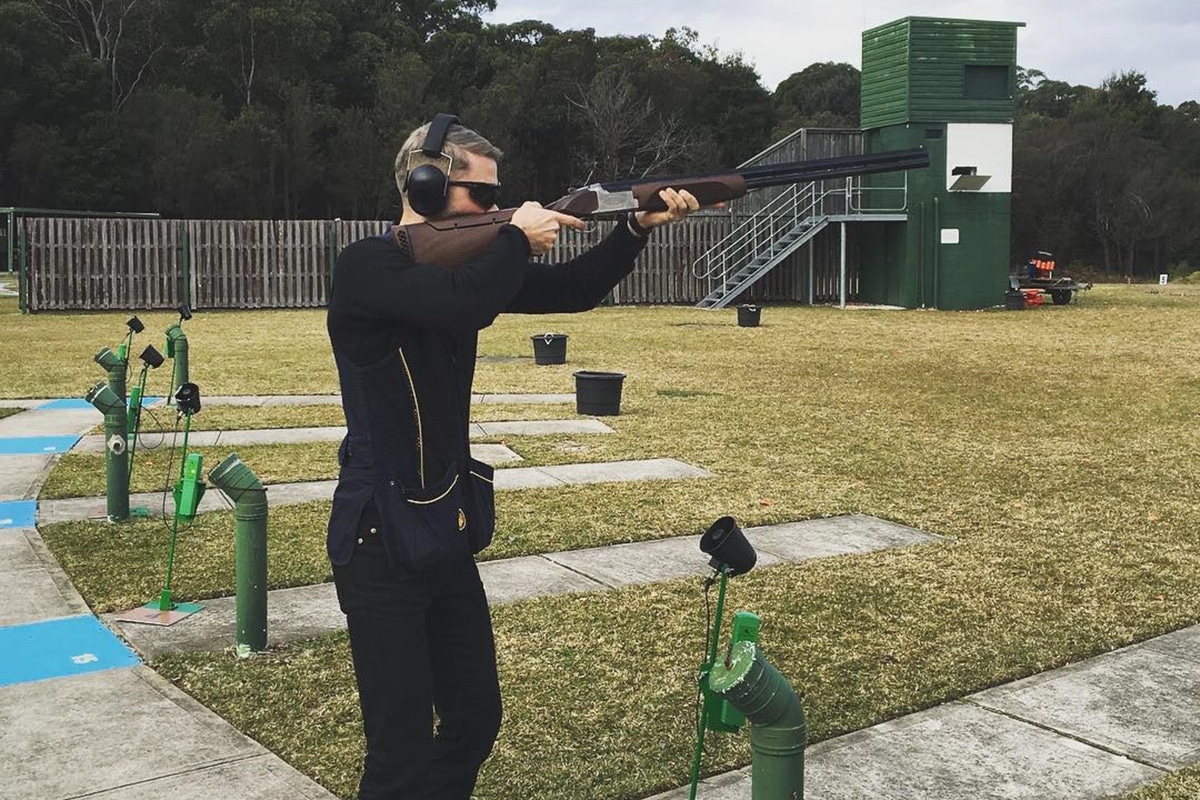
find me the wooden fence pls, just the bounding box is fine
[20,214,862,311]
[18,129,869,311]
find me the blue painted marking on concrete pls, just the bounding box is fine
[0,615,140,687]
[40,396,160,410]
[0,500,38,529]
[0,435,81,454]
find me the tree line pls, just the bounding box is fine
[2,0,1196,276]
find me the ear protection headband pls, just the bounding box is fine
[403,113,460,217]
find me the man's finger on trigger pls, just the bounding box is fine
[553,212,588,230]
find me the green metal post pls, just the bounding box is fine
[18,219,28,313]
[209,453,268,656]
[85,382,129,522]
[710,642,807,800]
[165,324,188,407]
[689,568,731,800]
[5,210,12,280]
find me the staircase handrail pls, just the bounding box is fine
[692,180,835,281]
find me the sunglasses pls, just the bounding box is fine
[448,180,502,209]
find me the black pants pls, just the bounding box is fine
[332,524,502,800]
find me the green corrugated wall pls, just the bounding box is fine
[862,17,1022,128]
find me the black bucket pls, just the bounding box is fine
[1004,290,1025,310]
[573,370,625,416]
[531,333,568,365]
[737,304,761,327]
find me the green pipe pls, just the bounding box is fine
[710,642,806,800]
[209,453,268,656]
[95,346,128,402]
[165,324,188,406]
[85,381,129,522]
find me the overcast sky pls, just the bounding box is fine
[482,1,1199,107]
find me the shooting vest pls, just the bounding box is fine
[327,344,495,571]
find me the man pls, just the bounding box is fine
[326,115,701,799]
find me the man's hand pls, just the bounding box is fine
[511,202,588,256]
[633,188,712,231]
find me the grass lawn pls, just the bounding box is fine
[14,285,1200,799]
[0,406,21,420]
[1121,767,1200,799]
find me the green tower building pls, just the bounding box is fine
[858,17,1024,309]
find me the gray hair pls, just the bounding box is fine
[393,121,504,196]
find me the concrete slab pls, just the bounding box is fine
[0,527,43,571]
[83,755,336,799]
[972,644,1200,770]
[107,582,344,659]
[470,443,522,464]
[0,407,98,436]
[538,458,712,484]
[479,555,607,604]
[0,528,90,624]
[260,394,342,407]
[746,514,945,561]
[200,395,270,406]
[544,537,783,588]
[0,565,88,627]
[801,702,1162,800]
[0,455,55,501]
[1141,624,1200,663]
[74,426,348,452]
[492,467,566,490]
[475,419,615,436]
[72,430,522,467]
[38,458,713,523]
[0,528,89,626]
[0,666,331,800]
[474,393,574,404]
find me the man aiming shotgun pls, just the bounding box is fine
[397,145,930,269]
[325,113,926,799]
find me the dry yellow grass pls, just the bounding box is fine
[131,285,1200,800]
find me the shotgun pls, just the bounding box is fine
[394,148,929,269]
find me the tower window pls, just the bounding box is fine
[964,65,1010,99]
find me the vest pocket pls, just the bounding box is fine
[465,457,496,554]
[377,462,471,571]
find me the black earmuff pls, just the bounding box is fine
[403,113,460,217]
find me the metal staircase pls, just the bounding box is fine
[693,182,833,309]
[692,161,911,309]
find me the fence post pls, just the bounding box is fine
[326,221,338,287]
[180,226,191,307]
[18,221,28,313]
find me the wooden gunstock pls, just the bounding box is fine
[396,208,516,270]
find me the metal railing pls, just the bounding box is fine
[693,174,912,303]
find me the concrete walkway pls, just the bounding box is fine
[70,418,615,452]
[3,400,1197,799]
[107,514,943,658]
[37,458,713,524]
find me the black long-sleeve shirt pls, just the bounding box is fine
[324,221,648,565]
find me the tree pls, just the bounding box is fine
[29,0,163,112]
[772,62,860,137]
